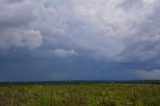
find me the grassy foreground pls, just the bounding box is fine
[0,84,160,106]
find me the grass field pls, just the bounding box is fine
[0,83,160,106]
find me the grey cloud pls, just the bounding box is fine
[0,0,43,50]
[0,0,38,27]
[117,0,142,11]
[0,28,42,50]
[2,0,160,81]
[0,0,160,63]
[136,69,160,79]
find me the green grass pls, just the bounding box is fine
[0,84,160,106]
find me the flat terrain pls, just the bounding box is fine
[0,83,160,106]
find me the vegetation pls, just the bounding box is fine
[0,83,160,106]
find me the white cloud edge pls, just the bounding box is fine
[48,49,78,58]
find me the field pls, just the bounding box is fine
[0,83,160,106]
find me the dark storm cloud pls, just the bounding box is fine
[0,0,160,81]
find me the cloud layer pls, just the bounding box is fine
[0,0,160,62]
[0,0,160,80]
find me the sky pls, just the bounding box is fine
[0,0,160,81]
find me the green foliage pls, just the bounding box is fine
[0,84,160,106]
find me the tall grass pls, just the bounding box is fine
[0,84,160,106]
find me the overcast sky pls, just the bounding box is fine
[0,0,160,81]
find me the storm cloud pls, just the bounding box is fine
[0,0,160,81]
